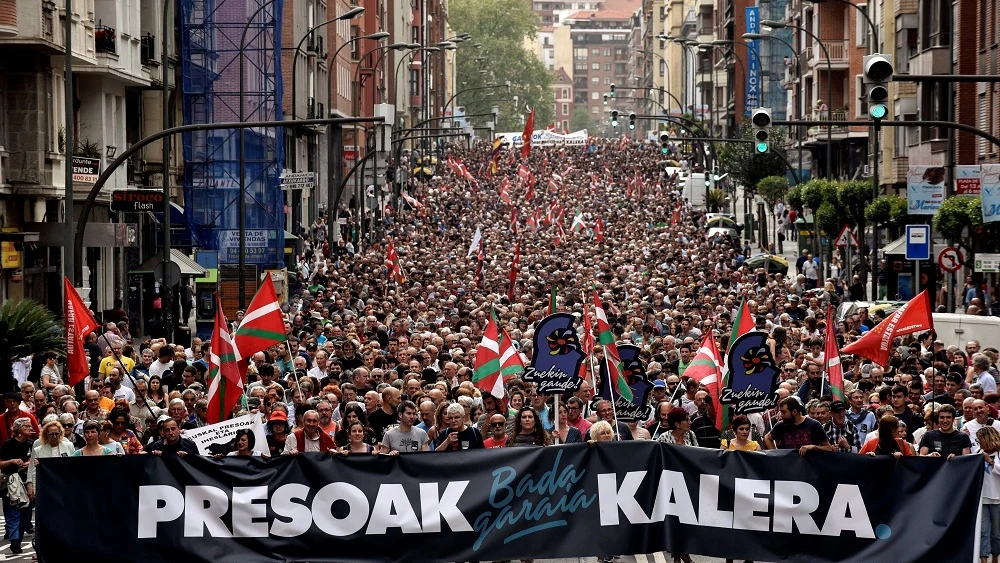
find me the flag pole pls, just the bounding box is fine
[100,333,160,425]
[604,352,623,442]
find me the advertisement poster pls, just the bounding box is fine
[906,165,945,215]
[955,165,981,196]
[983,164,1000,223]
[744,7,760,115]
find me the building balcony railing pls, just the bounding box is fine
[805,40,849,67]
[95,24,117,55]
[806,109,850,137]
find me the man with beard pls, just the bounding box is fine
[763,396,832,455]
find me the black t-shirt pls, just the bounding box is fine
[918,429,972,457]
[439,426,484,450]
[769,417,828,450]
[0,438,30,476]
[148,437,198,456]
[367,408,399,442]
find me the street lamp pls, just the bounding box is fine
[635,49,671,115]
[742,32,804,184]
[760,19,832,179]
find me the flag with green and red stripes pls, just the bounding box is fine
[207,294,244,424]
[593,290,632,402]
[473,311,524,398]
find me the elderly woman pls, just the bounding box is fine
[0,417,34,553]
[27,419,76,495]
[435,403,484,451]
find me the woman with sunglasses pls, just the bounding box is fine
[106,407,144,455]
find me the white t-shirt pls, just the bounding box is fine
[961,418,1000,453]
[148,360,172,379]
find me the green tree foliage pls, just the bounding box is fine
[570,106,591,132]
[934,197,983,253]
[450,0,554,131]
[865,195,909,236]
[0,299,64,391]
[836,180,873,228]
[815,201,839,241]
[756,176,789,210]
[717,120,789,191]
[706,189,728,213]
[786,184,804,213]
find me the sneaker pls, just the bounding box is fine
[10,540,22,554]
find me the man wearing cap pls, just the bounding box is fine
[824,401,861,452]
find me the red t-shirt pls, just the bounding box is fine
[483,435,508,448]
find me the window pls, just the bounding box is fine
[591,77,599,84]
[604,63,611,71]
[592,62,600,70]
[553,14,559,23]
[562,103,569,115]
[855,75,867,117]
[592,91,600,100]
[920,0,950,48]
[592,48,600,56]
[660,60,665,77]
[562,120,569,130]
[979,0,987,49]
[604,48,611,56]
[409,69,420,97]
[574,47,588,60]
[592,106,599,114]
[575,61,588,71]
[894,23,917,73]
[603,77,611,85]
[855,5,869,48]
[563,88,570,98]
[412,25,420,44]
[350,26,360,59]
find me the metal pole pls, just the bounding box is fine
[871,121,881,300]
[238,0,277,310]
[791,24,832,179]
[162,0,173,341]
[65,0,75,289]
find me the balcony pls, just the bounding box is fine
[891,155,909,181]
[806,109,851,139]
[805,40,849,69]
[140,34,156,65]
[95,24,117,56]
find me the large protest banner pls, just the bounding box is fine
[181,413,269,455]
[37,442,981,563]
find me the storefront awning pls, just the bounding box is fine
[130,249,207,276]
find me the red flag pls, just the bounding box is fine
[842,290,934,366]
[686,333,725,430]
[206,294,244,424]
[525,184,535,202]
[64,277,100,386]
[521,108,535,158]
[507,242,520,301]
[387,241,405,285]
[233,275,286,363]
[594,217,605,243]
[499,178,512,205]
[824,305,846,401]
[517,164,530,182]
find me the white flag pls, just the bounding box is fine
[467,227,482,258]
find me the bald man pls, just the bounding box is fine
[368,386,401,441]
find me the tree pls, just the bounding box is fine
[570,106,590,132]
[450,0,554,131]
[706,189,728,213]
[865,194,909,239]
[717,120,789,191]
[0,299,64,392]
[756,176,789,211]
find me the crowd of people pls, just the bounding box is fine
[6,137,1000,563]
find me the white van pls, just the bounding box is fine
[932,313,1000,349]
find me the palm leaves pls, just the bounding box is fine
[0,299,64,361]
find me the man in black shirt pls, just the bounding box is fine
[764,396,832,455]
[367,387,401,442]
[889,385,921,441]
[691,391,721,448]
[148,417,198,457]
[918,405,971,459]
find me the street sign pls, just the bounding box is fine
[905,224,931,260]
[975,253,1000,273]
[154,260,182,287]
[834,224,859,247]
[937,247,964,273]
[279,171,315,190]
[111,190,164,212]
[72,157,101,183]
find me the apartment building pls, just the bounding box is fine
[566,8,637,134]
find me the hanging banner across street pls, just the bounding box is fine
[36,442,981,563]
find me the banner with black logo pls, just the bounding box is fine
[36,442,981,563]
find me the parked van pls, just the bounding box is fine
[932,314,1000,349]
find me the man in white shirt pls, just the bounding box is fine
[961,399,1000,453]
[148,346,174,379]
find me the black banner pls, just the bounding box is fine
[37,443,981,563]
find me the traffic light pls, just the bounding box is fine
[628,112,636,130]
[705,175,712,189]
[610,83,616,97]
[751,108,772,154]
[610,110,619,127]
[659,132,669,154]
[603,94,608,106]
[863,54,893,121]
